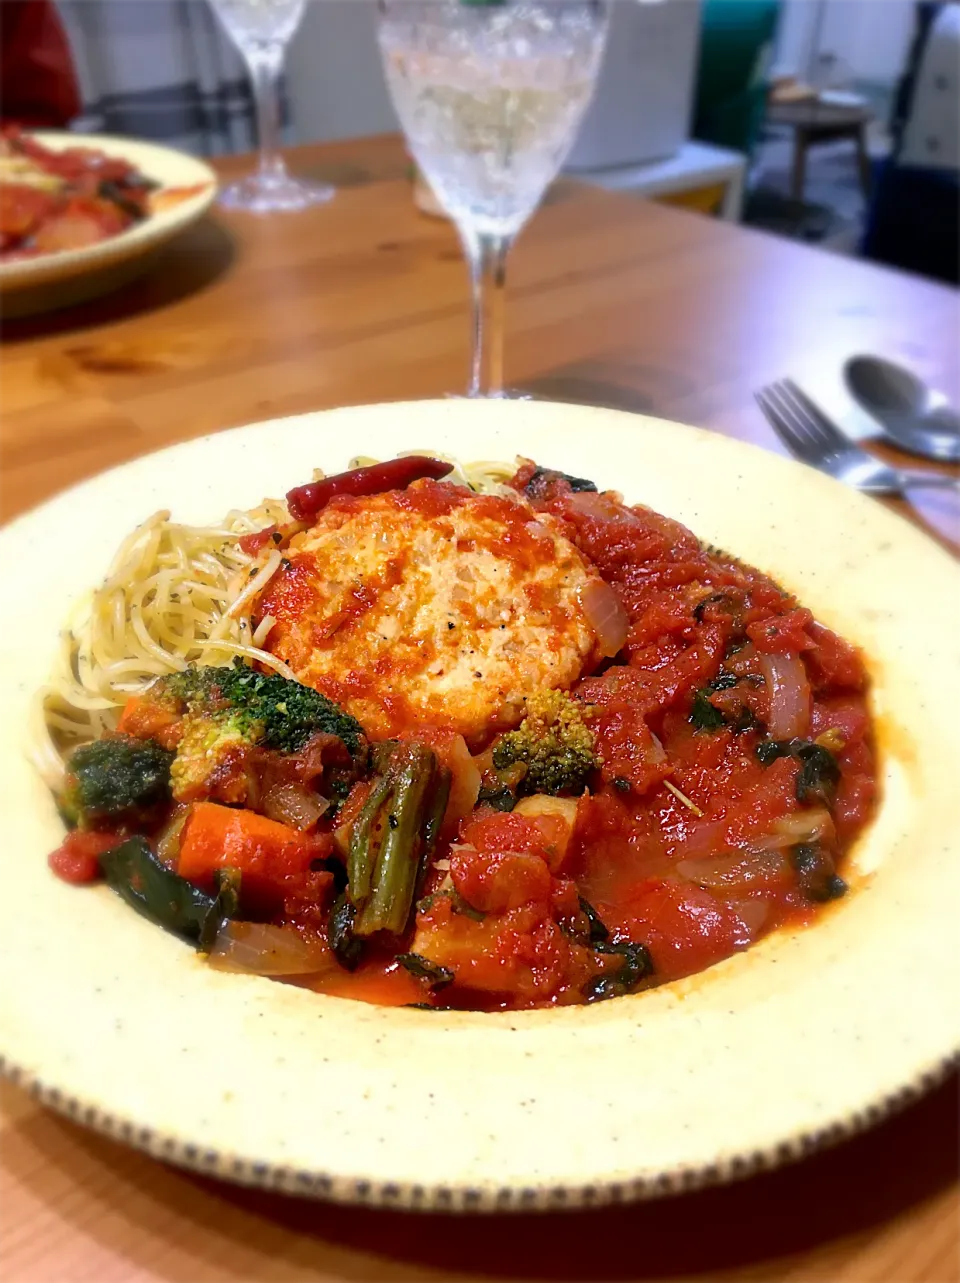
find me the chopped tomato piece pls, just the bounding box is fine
[460,810,554,860]
[746,608,815,654]
[606,877,749,978]
[805,622,868,691]
[595,703,674,795]
[832,739,877,842]
[512,795,579,871]
[809,695,870,747]
[450,846,551,913]
[412,895,598,1003]
[48,829,122,884]
[237,526,278,555]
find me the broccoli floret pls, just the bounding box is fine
[146,661,368,805]
[61,736,174,828]
[217,664,365,758]
[158,662,365,759]
[169,709,254,801]
[492,689,596,797]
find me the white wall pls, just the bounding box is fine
[847,0,913,82]
[286,0,398,144]
[773,0,915,87]
[773,0,820,79]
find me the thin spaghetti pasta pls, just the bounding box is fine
[40,509,286,760]
[348,452,518,497]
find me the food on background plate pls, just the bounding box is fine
[0,127,206,260]
[36,452,877,1011]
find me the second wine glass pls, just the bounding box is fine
[378,0,608,397]
[210,0,334,213]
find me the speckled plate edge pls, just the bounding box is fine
[1,1049,957,1212]
[0,131,216,292]
[1,399,958,1212]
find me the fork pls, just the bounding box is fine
[755,380,960,495]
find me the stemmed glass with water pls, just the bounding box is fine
[378,1,608,397]
[209,0,334,212]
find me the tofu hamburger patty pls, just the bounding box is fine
[255,479,601,742]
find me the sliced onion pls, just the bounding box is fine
[763,807,834,849]
[728,898,771,940]
[207,922,336,975]
[261,781,329,831]
[443,734,481,824]
[672,820,727,860]
[155,807,189,867]
[759,652,811,740]
[579,579,629,658]
[568,491,619,522]
[676,849,790,892]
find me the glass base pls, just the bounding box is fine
[218,173,335,214]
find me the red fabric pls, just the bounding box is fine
[1,0,81,129]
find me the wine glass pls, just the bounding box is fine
[378,0,608,398]
[209,0,334,212]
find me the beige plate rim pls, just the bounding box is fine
[0,130,217,291]
[1,398,958,1212]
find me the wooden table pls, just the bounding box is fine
[2,138,958,1283]
[767,99,875,203]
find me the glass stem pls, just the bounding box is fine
[462,228,512,398]
[244,44,287,184]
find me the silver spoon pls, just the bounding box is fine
[845,355,960,464]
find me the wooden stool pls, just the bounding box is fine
[767,99,874,202]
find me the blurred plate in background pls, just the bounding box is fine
[0,132,217,318]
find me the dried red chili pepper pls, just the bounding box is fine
[286,456,454,521]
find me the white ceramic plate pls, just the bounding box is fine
[0,132,216,312]
[1,399,958,1211]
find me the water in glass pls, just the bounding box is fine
[381,3,605,239]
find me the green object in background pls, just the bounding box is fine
[693,0,782,161]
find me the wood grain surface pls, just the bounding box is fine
[1,137,958,1283]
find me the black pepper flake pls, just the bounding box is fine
[448,622,455,630]
[388,814,399,830]
[272,532,282,543]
